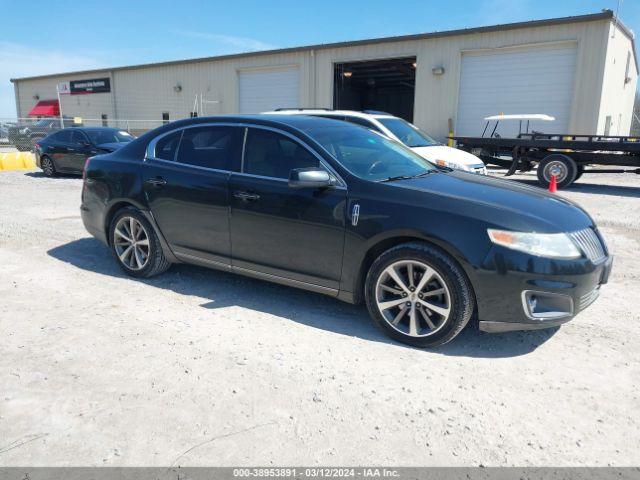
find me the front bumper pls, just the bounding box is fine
[472,246,612,333]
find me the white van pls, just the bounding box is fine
[264,109,487,174]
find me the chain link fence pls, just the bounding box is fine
[0,117,167,152]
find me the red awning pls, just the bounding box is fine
[28,99,60,117]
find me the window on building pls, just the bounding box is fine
[101,114,108,127]
[175,126,241,170]
[243,128,319,179]
[162,112,170,125]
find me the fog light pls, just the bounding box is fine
[521,290,573,321]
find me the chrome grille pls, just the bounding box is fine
[570,228,607,264]
[579,287,600,310]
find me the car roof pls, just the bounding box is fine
[264,109,396,120]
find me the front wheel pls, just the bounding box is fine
[364,242,475,348]
[109,208,171,278]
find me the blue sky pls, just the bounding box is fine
[1,0,638,116]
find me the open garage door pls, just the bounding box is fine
[239,67,300,113]
[456,43,577,137]
[334,57,416,121]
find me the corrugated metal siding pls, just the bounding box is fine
[314,20,610,139]
[13,19,612,139]
[597,23,638,135]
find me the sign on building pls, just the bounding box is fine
[69,78,111,94]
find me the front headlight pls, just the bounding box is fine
[436,159,472,171]
[488,229,581,259]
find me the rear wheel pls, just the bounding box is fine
[40,156,56,177]
[109,208,171,278]
[364,242,475,348]
[574,164,585,181]
[536,154,577,188]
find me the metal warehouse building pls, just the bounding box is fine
[11,10,638,139]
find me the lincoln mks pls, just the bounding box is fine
[81,115,611,347]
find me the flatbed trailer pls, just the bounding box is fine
[452,115,640,188]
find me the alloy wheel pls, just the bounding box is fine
[41,157,54,176]
[113,216,150,271]
[375,260,451,337]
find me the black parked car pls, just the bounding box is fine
[8,117,80,151]
[36,127,135,176]
[81,115,612,347]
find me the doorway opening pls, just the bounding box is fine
[333,57,416,121]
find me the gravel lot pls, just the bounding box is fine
[1,168,639,466]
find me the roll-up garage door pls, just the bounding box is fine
[456,43,577,137]
[239,67,300,113]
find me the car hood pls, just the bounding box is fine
[412,145,482,166]
[97,142,128,152]
[384,171,594,233]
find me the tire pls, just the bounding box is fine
[364,242,475,348]
[536,154,578,188]
[109,207,171,278]
[574,164,585,181]
[40,155,57,177]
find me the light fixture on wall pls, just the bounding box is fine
[412,62,417,69]
[432,66,445,76]
[173,83,182,93]
[342,71,353,78]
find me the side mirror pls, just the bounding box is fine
[288,167,333,189]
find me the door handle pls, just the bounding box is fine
[233,191,260,201]
[146,177,167,186]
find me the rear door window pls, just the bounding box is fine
[71,130,89,145]
[175,126,241,170]
[54,130,73,143]
[154,130,182,161]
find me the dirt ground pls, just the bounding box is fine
[1,168,639,466]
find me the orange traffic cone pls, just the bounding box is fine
[548,174,558,193]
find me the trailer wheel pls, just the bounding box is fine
[574,165,585,181]
[537,154,578,188]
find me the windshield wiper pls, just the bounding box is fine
[378,171,436,182]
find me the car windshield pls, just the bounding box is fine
[378,118,439,148]
[84,129,134,145]
[307,124,436,181]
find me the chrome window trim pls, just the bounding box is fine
[144,155,232,175]
[144,121,347,188]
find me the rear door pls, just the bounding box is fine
[142,125,243,265]
[229,127,347,289]
[48,129,75,171]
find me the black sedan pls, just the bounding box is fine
[35,127,135,176]
[80,115,612,347]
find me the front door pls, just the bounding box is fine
[229,127,347,290]
[142,125,243,265]
[67,130,94,172]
